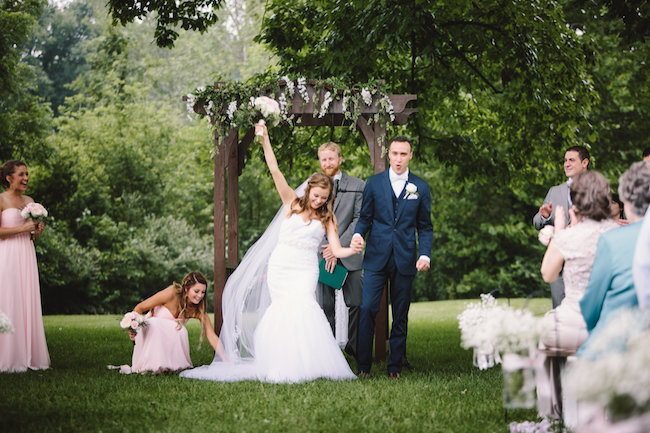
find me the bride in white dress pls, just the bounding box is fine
[181,123,362,383]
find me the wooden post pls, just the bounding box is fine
[213,128,227,335]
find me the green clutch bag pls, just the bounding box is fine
[318,259,348,290]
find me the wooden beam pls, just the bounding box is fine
[213,128,226,335]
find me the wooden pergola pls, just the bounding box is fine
[194,81,417,362]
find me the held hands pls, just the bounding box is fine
[416,258,430,272]
[350,236,364,254]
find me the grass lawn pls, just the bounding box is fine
[0,298,551,433]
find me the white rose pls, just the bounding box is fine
[405,183,417,194]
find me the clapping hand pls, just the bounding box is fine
[554,205,566,230]
[539,202,553,219]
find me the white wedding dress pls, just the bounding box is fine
[181,210,356,383]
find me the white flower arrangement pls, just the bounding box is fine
[317,91,332,118]
[458,293,543,367]
[361,87,373,105]
[0,311,14,334]
[297,77,309,103]
[119,311,148,334]
[185,76,397,139]
[458,293,501,355]
[565,308,650,422]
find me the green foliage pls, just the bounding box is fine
[0,0,53,163]
[106,0,224,47]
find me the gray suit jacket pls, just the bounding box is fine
[532,181,571,230]
[321,173,365,271]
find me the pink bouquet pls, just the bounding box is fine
[20,202,48,223]
[119,311,148,334]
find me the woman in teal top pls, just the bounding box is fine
[579,161,650,357]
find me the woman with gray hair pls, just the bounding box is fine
[579,161,650,358]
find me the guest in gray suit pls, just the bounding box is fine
[533,145,590,307]
[317,142,365,357]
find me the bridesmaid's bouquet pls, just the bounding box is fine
[21,202,49,240]
[20,202,49,223]
[0,311,14,334]
[119,311,148,334]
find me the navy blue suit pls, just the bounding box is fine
[354,170,433,374]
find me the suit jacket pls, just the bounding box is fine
[354,170,433,276]
[533,181,571,230]
[319,173,365,271]
[579,221,642,356]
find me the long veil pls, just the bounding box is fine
[180,182,307,381]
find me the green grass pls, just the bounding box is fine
[0,299,551,433]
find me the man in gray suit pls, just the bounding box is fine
[318,142,365,357]
[533,145,589,307]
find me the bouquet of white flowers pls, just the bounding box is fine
[565,308,650,422]
[119,311,148,334]
[457,293,502,369]
[0,311,14,334]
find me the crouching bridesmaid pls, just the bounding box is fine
[117,271,225,374]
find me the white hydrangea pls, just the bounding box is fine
[361,88,372,106]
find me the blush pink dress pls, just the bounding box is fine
[0,208,50,372]
[129,305,192,373]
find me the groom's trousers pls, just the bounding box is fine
[357,253,415,374]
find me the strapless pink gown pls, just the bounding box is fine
[130,305,192,373]
[0,208,50,372]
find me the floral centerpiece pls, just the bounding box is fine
[0,311,14,334]
[565,308,650,425]
[119,311,148,334]
[458,293,543,408]
[457,293,502,369]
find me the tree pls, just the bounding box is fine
[106,0,224,47]
[0,0,52,163]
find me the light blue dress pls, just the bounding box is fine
[578,221,643,357]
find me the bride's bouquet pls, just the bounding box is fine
[0,311,14,334]
[119,311,148,334]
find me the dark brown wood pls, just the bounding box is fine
[213,129,226,335]
[227,132,239,269]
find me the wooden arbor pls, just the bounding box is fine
[198,82,417,362]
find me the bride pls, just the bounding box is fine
[180,123,362,383]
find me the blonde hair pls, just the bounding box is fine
[318,142,342,158]
[173,271,209,347]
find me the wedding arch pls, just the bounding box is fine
[187,77,417,362]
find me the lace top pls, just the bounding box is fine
[552,218,618,305]
[276,212,325,251]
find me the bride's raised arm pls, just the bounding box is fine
[256,123,297,206]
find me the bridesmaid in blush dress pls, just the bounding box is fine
[0,160,50,372]
[117,271,226,374]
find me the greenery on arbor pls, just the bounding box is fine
[1,0,647,312]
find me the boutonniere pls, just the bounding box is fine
[404,182,419,199]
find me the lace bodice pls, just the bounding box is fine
[276,212,325,251]
[552,218,618,304]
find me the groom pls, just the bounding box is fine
[353,136,433,378]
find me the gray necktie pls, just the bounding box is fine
[333,179,339,197]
